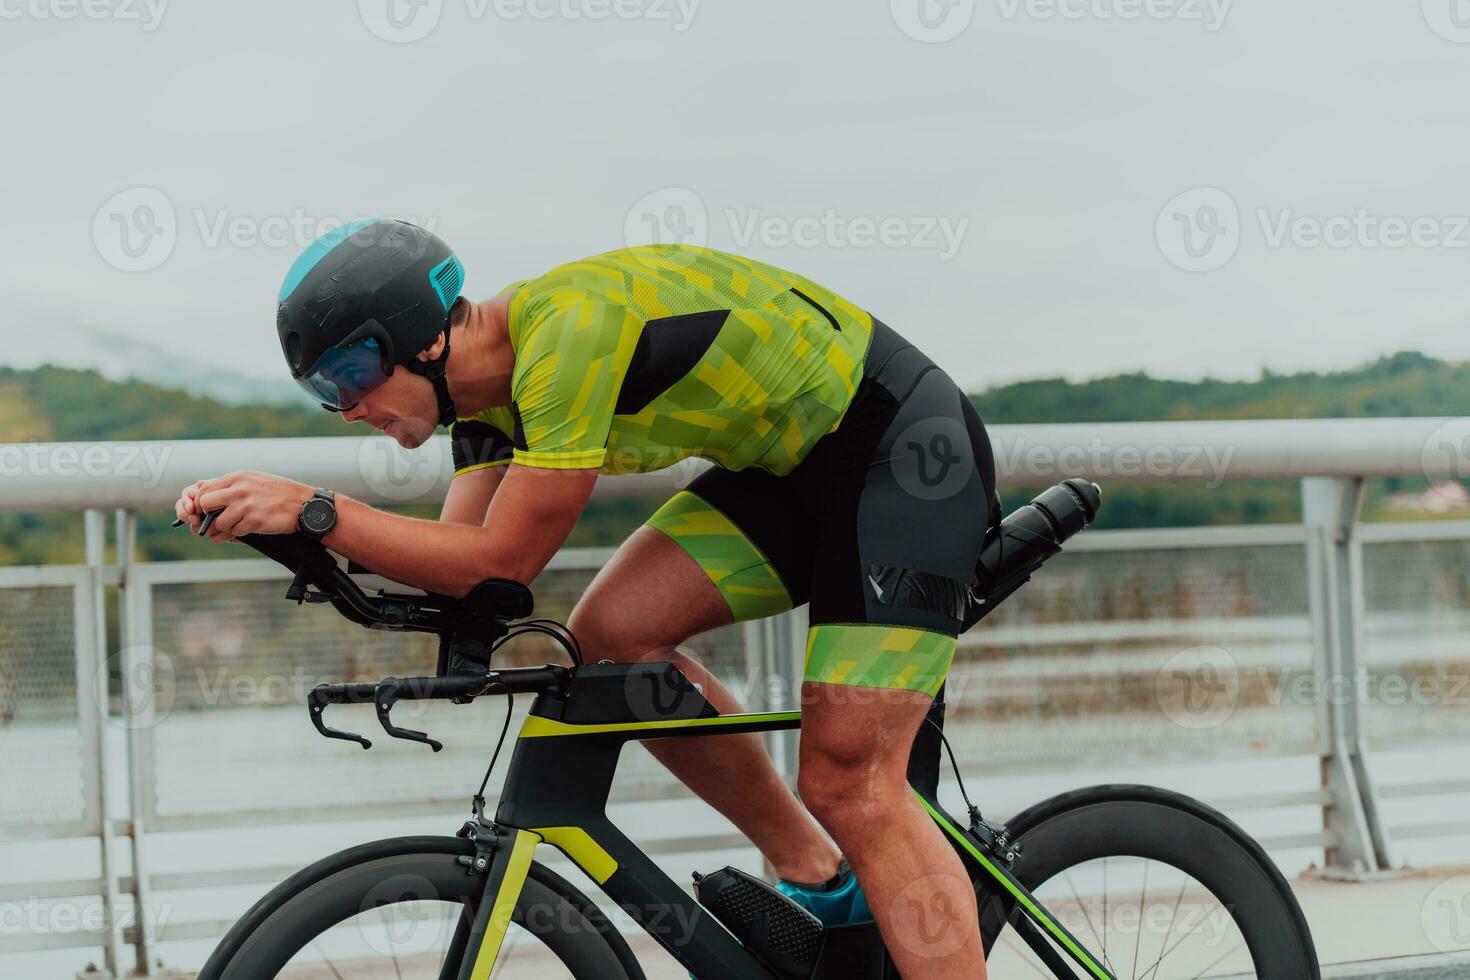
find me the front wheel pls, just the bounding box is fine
[978,785,1320,979]
[198,835,644,979]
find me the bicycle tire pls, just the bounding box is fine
[977,785,1320,979]
[197,834,645,979]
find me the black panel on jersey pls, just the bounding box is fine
[614,310,729,415]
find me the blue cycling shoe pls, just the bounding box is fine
[776,858,874,926]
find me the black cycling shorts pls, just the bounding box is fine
[645,319,1000,696]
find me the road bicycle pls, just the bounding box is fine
[195,480,1320,978]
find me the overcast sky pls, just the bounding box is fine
[2,1,1468,396]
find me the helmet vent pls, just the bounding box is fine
[429,255,465,312]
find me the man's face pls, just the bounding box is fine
[340,368,438,448]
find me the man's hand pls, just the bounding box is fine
[175,471,315,543]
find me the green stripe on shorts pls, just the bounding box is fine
[646,491,793,622]
[804,624,955,698]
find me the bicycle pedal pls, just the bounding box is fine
[693,866,823,980]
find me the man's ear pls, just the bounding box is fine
[417,331,447,361]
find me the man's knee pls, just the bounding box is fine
[567,602,688,664]
[797,741,907,835]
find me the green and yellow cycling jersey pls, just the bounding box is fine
[450,244,875,477]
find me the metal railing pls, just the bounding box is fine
[2,418,1469,977]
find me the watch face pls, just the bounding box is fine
[301,499,335,534]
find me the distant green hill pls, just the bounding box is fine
[980,351,1460,423]
[0,354,1463,565]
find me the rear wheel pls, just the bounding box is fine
[977,786,1320,979]
[198,836,643,979]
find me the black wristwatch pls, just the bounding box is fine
[297,489,337,540]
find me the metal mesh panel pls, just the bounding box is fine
[147,565,752,818]
[947,543,1319,768]
[0,585,84,827]
[1361,539,1470,747]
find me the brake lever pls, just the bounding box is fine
[374,677,445,752]
[308,683,376,749]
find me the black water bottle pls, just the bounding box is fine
[962,479,1102,630]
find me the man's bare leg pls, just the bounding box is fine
[567,525,841,885]
[798,682,987,979]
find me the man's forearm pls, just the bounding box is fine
[322,496,508,596]
[319,465,595,596]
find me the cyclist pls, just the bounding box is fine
[175,218,1000,978]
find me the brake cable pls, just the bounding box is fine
[472,691,515,817]
[492,622,584,666]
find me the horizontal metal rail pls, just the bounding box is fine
[1,417,1465,512]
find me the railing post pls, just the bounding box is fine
[81,509,127,976]
[117,509,159,976]
[1301,477,1391,874]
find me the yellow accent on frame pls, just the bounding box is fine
[533,826,619,883]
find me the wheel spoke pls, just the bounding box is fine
[311,940,346,980]
[1188,937,1247,979]
[1061,868,1109,964]
[1136,883,1187,980]
[1131,861,1151,980]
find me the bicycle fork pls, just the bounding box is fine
[446,826,540,980]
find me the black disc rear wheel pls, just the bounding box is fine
[978,786,1320,979]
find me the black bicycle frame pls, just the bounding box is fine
[448,661,1113,980]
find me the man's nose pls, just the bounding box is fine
[341,403,367,423]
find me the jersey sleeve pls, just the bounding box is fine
[450,408,517,476]
[510,301,642,470]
